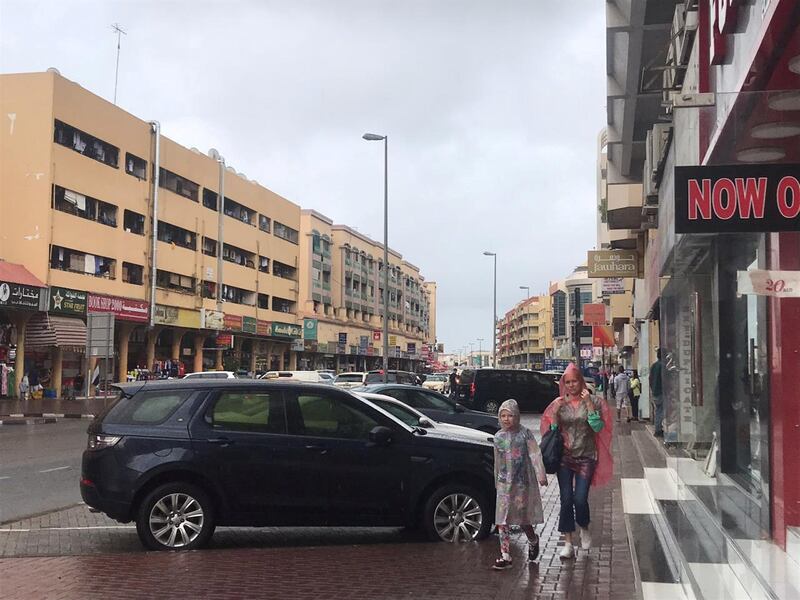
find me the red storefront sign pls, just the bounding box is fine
[223,314,243,331]
[216,333,233,348]
[592,326,615,348]
[372,330,381,341]
[256,319,271,337]
[87,294,149,322]
[583,303,607,326]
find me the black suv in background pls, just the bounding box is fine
[451,369,559,414]
[80,380,495,551]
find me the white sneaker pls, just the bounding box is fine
[579,526,592,550]
[559,542,575,559]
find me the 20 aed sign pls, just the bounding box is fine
[674,164,800,234]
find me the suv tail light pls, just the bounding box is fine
[470,383,476,398]
[87,434,122,451]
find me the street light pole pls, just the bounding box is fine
[469,342,474,367]
[483,252,497,367]
[519,285,530,369]
[477,338,483,367]
[363,133,389,383]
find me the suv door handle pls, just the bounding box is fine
[305,444,328,454]
[207,437,235,446]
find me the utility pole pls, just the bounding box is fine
[111,23,127,105]
[573,287,582,365]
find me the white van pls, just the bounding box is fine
[259,370,332,384]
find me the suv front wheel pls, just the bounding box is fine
[423,483,491,542]
[136,482,216,551]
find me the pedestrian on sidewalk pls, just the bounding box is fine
[541,363,613,560]
[613,366,630,421]
[650,349,664,437]
[629,370,641,422]
[491,399,548,570]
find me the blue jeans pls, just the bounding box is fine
[557,464,592,533]
[653,394,664,434]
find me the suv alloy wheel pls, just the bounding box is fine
[423,483,491,542]
[136,482,216,551]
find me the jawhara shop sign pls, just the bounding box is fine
[587,251,640,278]
[675,164,800,233]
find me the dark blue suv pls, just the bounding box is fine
[80,380,495,551]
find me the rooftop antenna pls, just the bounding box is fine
[111,23,127,105]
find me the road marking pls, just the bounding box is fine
[39,466,72,473]
[0,526,135,532]
[0,476,10,480]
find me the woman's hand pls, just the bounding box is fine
[538,477,548,486]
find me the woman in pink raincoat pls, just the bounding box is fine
[541,363,613,559]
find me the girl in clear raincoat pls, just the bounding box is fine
[492,399,548,570]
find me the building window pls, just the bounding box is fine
[158,167,199,202]
[553,291,567,338]
[221,284,256,306]
[258,293,269,309]
[53,120,119,168]
[272,260,297,281]
[53,185,117,228]
[224,197,255,226]
[50,245,116,279]
[272,296,295,314]
[202,189,219,211]
[273,221,299,244]
[123,210,145,235]
[156,269,196,294]
[222,244,256,269]
[259,256,270,273]
[122,262,144,285]
[157,221,196,250]
[125,153,147,179]
[202,237,218,257]
[202,281,217,299]
[259,214,271,233]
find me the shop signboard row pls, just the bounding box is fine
[48,287,87,316]
[153,305,201,329]
[87,293,149,322]
[0,282,43,310]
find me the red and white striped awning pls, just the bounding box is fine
[25,313,86,351]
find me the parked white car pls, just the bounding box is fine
[259,370,333,383]
[334,372,367,389]
[183,371,238,380]
[355,392,493,444]
[422,373,449,393]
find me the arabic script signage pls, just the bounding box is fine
[0,282,42,310]
[587,251,640,278]
[48,287,87,316]
[272,322,302,338]
[87,294,149,322]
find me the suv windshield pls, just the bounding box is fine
[336,373,364,382]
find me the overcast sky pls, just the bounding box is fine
[1,0,605,356]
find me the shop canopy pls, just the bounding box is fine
[0,261,46,287]
[25,313,86,352]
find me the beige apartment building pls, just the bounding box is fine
[496,295,552,369]
[297,210,435,372]
[0,70,436,397]
[0,70,306,394]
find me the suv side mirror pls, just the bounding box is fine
[418,417,434,428]
[454,403,466,413]
[369,425,393,446]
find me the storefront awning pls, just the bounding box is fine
[25,313,87,351]
[0,261,46,288]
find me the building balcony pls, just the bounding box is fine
[607,183,644,230]
[609,228,638,250]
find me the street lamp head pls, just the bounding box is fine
[483,251,496,256]
[362,133,385,141]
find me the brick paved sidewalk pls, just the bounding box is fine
[0,419,637,600]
